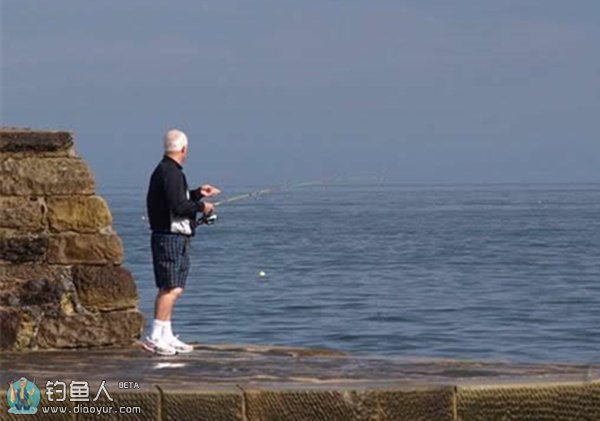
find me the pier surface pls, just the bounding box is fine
[1,343,600,420]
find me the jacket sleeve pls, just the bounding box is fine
[163,168,204,218]
[190,188,204,202]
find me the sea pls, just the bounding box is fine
[101,183,600,364]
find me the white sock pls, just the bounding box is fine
[162,321,174,341]
[151,319,168,341]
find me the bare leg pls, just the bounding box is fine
[154,287,184,321]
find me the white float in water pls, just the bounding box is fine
[258,271,266,277]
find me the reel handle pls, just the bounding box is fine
[198,213,218,226]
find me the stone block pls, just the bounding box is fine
[0,156,95,196]
[0,277,71,309]
[162,388,244,421]
[0,307,21,349]
[47,234,123,265]
[0,306,38,350]
[36,309,143,348]
[244,386,455,421]
[0,264,71,283]
[30,313,98,349]
[0,276,28,307]
[47,196,112,233]
[0,197,45,230]
[361,387,454,420]
[0,128,74,155]
[102,310,144,345]
[0,265,77,313]
[457,382,600,420]
[26,279,76,315]
[245,389,356,420]
[0,275,78,350]
[0,232,48,263]
[72,266,137,311]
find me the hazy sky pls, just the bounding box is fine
[2,1,599,188]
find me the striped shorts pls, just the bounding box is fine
[151,232,191,290]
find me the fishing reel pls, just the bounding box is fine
[197,212,218,226]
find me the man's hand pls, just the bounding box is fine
[202,202,215,215]
[198,184,221,197]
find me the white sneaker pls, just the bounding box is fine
[166,335,194,353]
[143,336,176,356]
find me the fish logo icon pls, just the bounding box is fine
[6,377,40,415]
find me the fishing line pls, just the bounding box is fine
[198,178,331,225]
[213,179,325,206]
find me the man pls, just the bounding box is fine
[144,129,220,355]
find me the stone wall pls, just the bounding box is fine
[0,128,144,350]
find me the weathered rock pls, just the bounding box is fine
[20,278,70,307]
[0,196,45,230]
[0,265,76,314]
[36,310,143,348]
[0,232,48,263]
[0,276,28,307]
[0,307,21,348]
[47,196,112,233]
[36,313,101,348]
[0,128,74,154]
[0,263,71,283]
[0,306,39,349]
[0,275,76,314]
[102,310,145,344]
[0,128,144,350]
[0,156,95,196]
[72,266,138,311]
[48,233,123,265]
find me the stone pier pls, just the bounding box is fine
[0,128,144,350]
[1,344,600,420]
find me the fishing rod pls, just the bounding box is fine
[197,179,330,226]
[142,176,379,227]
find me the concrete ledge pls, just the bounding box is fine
[457,381,600,420]
[243,385,454,421]
[160,386,243,421]
[2,346,600,420]
[3,381,600,420]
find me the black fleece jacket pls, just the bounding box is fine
[146,156,205,234]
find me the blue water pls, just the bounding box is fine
[102,183,600,364]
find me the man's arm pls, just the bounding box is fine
[190,189,204,202]
[164,169,205,217]
[191,184,221,200]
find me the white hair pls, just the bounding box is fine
[164,129,188,153]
